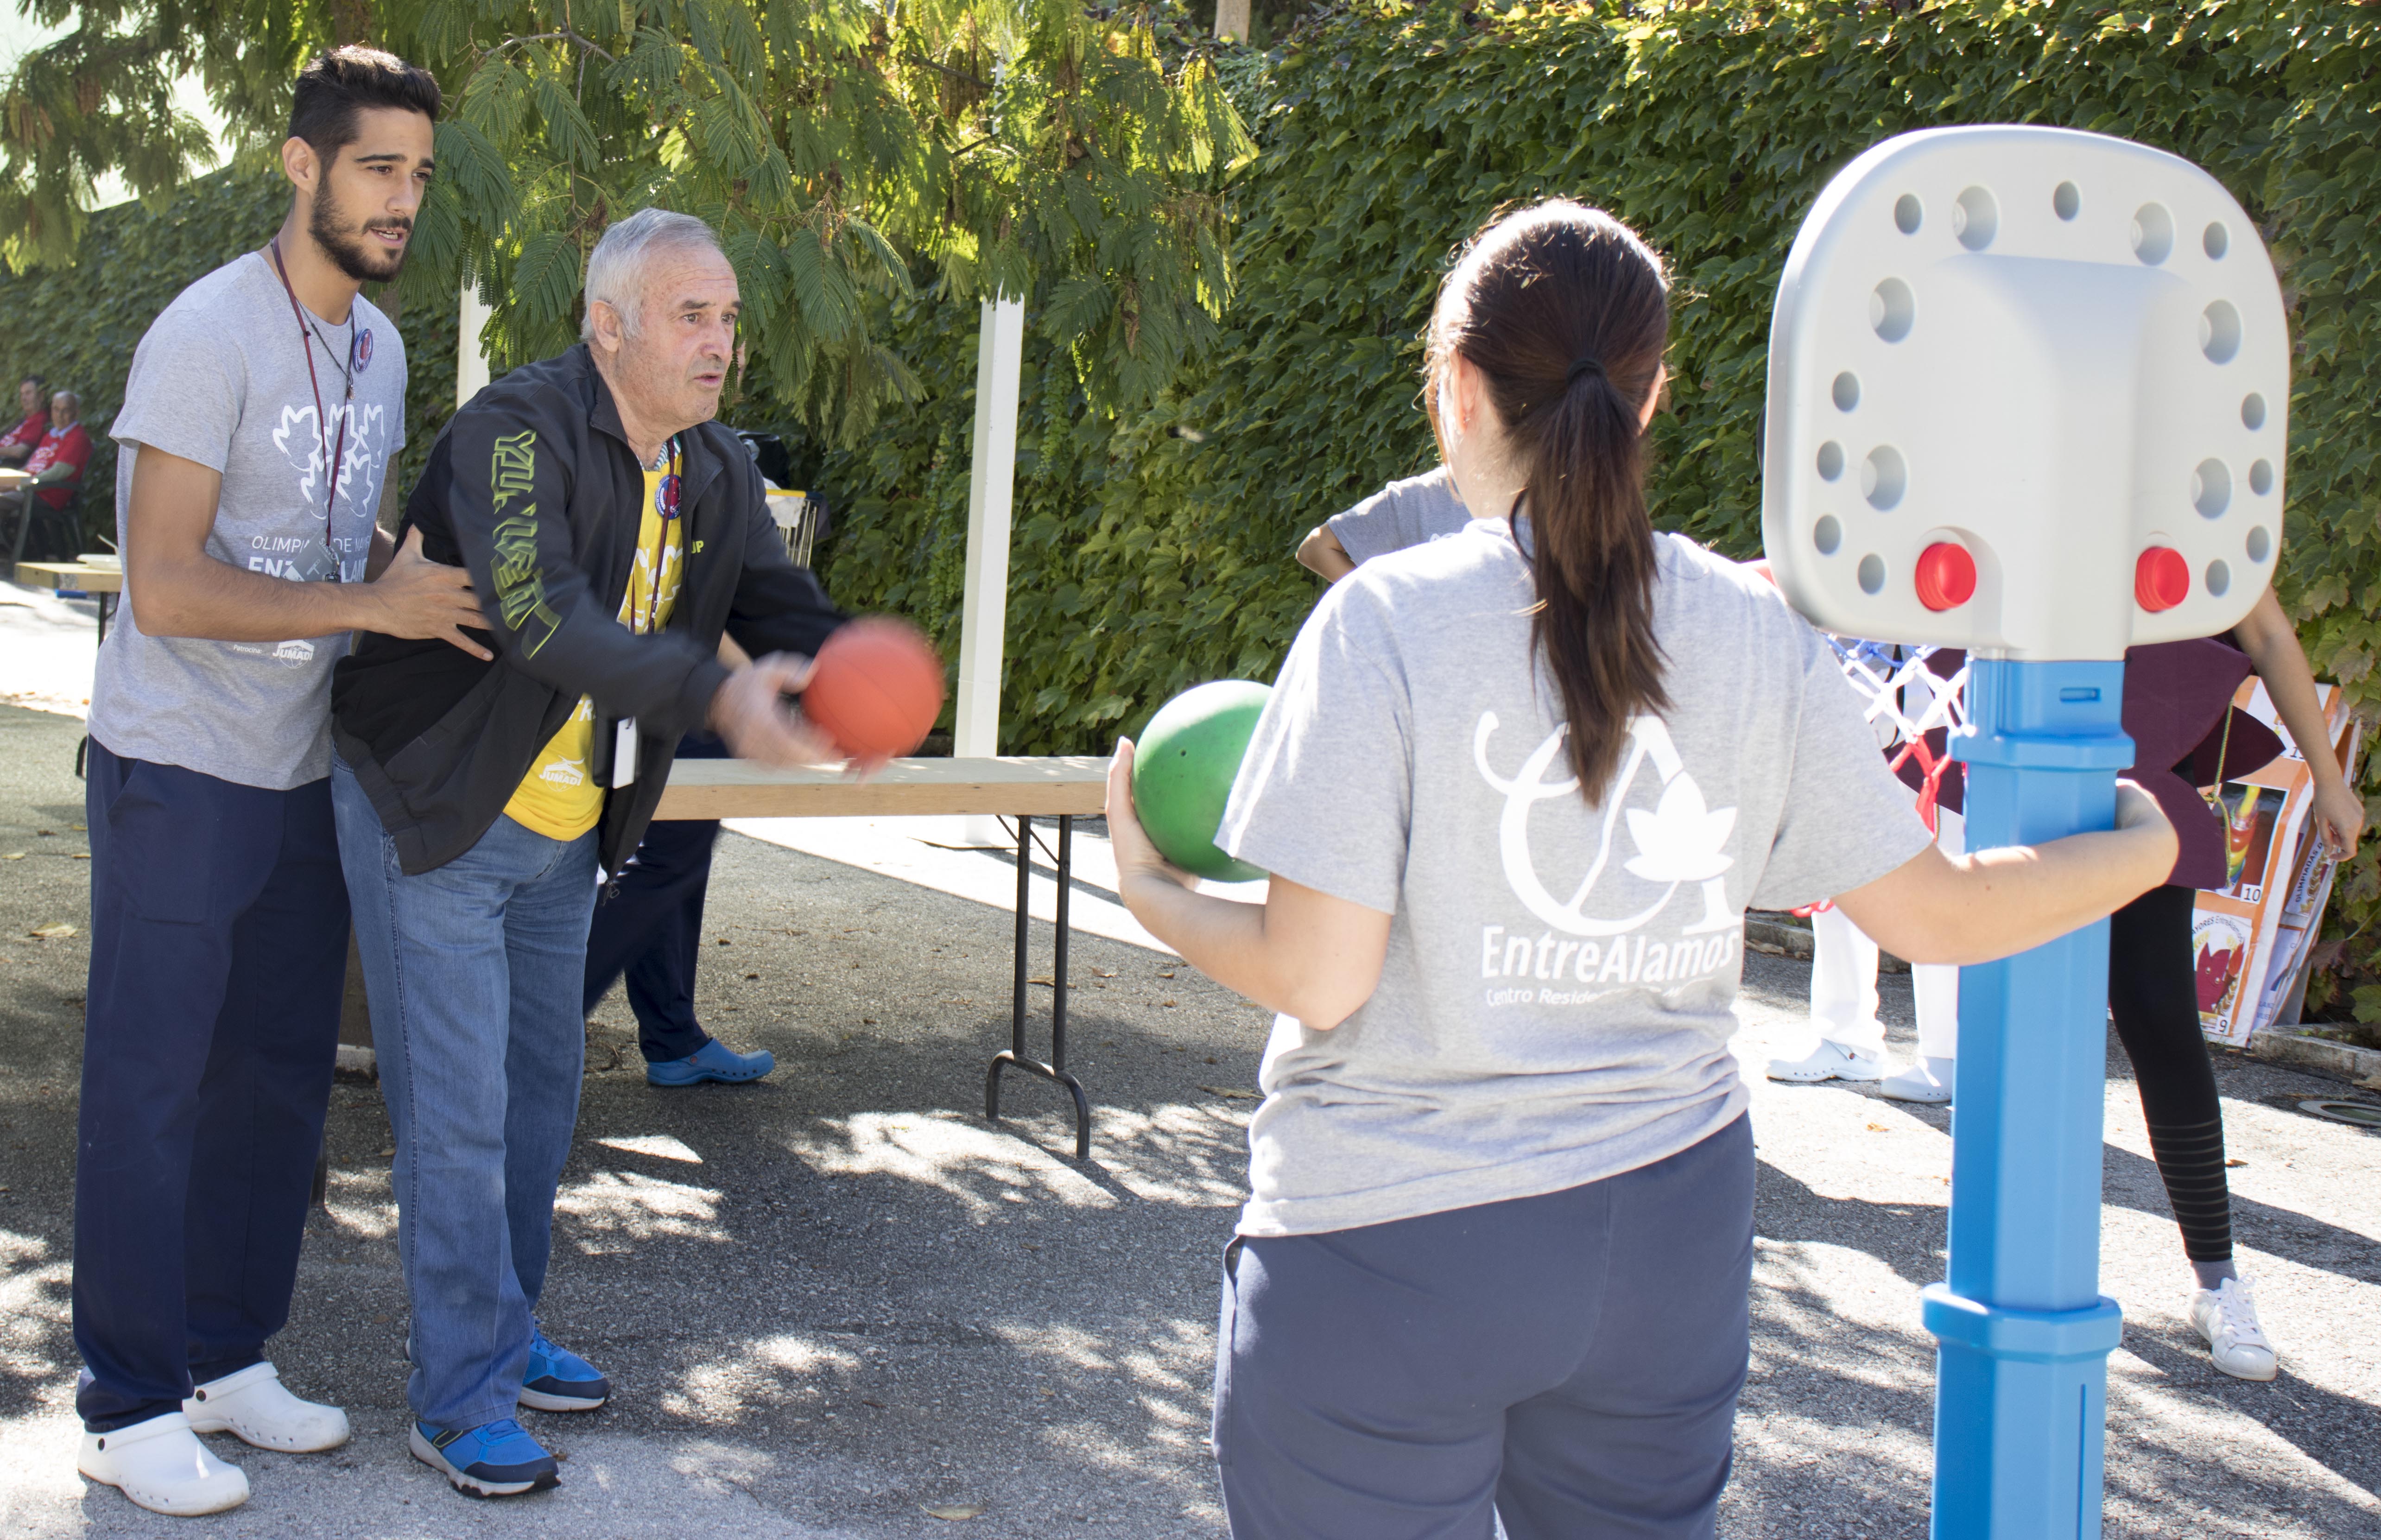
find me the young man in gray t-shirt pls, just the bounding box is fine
[1294,463,1471,581]
[72,49,482,1520]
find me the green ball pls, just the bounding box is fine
[1131,680,1272,882]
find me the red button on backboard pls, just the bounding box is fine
[2135,547,2190,612]
[1914,542,1977,611]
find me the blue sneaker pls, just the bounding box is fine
[409,1417,558,1497]
[646,1038,774,1087]
[519,1330,609,1413]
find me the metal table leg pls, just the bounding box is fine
[75,594,109,780]
[984,813,1091,1159]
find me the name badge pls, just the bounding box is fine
[612,717,638,789]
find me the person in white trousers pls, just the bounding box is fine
[1770,805,1963,1103]
[1770,643,1966,1103]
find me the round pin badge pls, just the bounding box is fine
[354,328,374,374]
[656,473,682,520]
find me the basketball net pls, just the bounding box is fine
[1797,637,1971,917]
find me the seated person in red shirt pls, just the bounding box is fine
[0,376,47,466]
[2,390,95,559]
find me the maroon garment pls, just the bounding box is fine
[2121,638,2281,889]
[1889,641,2280,887]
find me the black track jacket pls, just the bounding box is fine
[331,343,843,877]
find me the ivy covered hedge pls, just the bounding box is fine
[791,0,2381,1023]
[0,168,458,548]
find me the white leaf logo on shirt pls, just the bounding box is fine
[1623,776,1736,883]
[270,401,386,512]
[1475,712,1738,937]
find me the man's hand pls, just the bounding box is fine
[362,527,492,660]
[709,653,841,768]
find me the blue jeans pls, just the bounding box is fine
[331,760,598,1429]
[1214,1116,1754,1540]
[75,741,348,1431]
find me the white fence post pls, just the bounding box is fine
[456,280,492,411]
[956,295,1026,756]
[952,295,1027,845]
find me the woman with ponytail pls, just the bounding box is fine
[1106,201,2178,1538]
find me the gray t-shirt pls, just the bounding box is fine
[1324,464,1471,565]
[1218,525,1931,1236]
[91,253,407,789]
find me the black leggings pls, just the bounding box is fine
[2106,884,2231,1263]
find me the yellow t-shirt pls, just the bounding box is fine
[505,447,686,841]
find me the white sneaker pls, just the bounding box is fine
[2188,1276,2280,1382]
[184,1361,350,1452]
[78,1410,250,1516]
[1766,1039,1885,1084]
[1880,1056,1955,1105]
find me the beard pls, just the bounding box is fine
[309,180,411,283]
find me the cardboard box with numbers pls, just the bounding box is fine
[2190,680,2362,1045]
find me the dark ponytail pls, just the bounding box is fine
[1428,201,1670,801]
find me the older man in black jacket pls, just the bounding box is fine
[329,208,844,1499]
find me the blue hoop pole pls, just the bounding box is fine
[1930,657,2136,1539]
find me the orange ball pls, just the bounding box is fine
[802,616,946,759]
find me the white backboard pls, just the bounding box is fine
[1762,126,2287,659]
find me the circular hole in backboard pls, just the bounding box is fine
[1832,372,1861,411]
[2248,458,2273,496]
[2131,202,2175,265]
[2201,300,2242,363]
[2241,393,2266,431]
[1869,279,1915,343]
[1862,446,1907,511]
[2191,458,2232,519]
[1816,441,1844,481]
[2053,181,2081,221]
[2247,526,2272,564]
[2205,558,2231,597]
[2204,222,2230,260]
[1814,515,1842,556]
[1894,194,1922,234]
[1952,186,1998,251]
[1857,553,1886,595]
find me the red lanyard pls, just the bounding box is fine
[267,238,354,579]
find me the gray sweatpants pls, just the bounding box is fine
[1213,1115,1754,1539]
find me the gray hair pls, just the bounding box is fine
[581,208,726,342]
[51,389,79,416]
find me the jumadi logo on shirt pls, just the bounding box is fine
[1474,712,1742,1001]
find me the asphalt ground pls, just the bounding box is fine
[0,699,2375,1537]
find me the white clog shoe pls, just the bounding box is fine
[184,1361,351,1452]
[78,1410,250,1516]
[1766,1039,1885,1084]
[1879,1056,1955,1105]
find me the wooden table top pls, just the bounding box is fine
[652,754,1109,820]
[14,560,122,594]
[0,467,30,489]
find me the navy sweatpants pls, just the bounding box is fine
[580,734,724,1064]
[1215,1115,1755,1540]
[75,741,349,1431]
